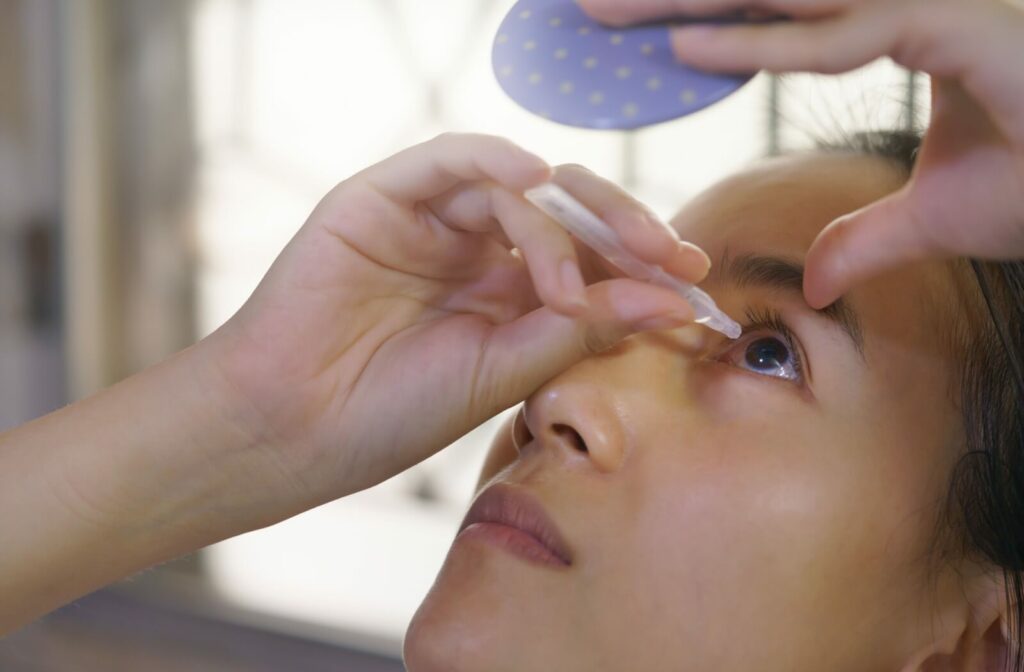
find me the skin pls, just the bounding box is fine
[404,153,1007,672]
[0,134,707,633]
[4,0,1021,640]
[579,0,1024,310]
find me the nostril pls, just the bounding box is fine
[552,424,588,454]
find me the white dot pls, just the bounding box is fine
[578,26,592,35]
[560,81,575,94]
[647,77,662,90]
[641,43,654,55]
[680,89,697,104]
[589,91,605,105]
[524,40,537,51]
[583,57,599,69]
[520,10,532,19]
[496,34,509,45]
[549,17,563,27]
[528,72,543,85]
[540,110,553,119]
[615,67,632,79]
[554,48,569,60]
[610,34,625,45]
[623,103,639,118]
[499,65,514,77]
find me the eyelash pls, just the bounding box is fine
[734,306,807,384]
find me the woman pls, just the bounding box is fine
[404,131,1024,670]
[2,0,1022,668]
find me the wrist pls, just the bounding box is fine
[122,336,303,552]
[51,334,301,564]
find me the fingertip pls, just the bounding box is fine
[681,241,712,279]
[802,268,843,310]
[484,136,552,190]
[504,162,552,193]
[661,241,712,284]
[557,258,590,314]
[803,218,851,309]
[521,156,555,189]
[533,257,589,319]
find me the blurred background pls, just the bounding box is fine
[0,0,925,669]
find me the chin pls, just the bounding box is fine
[403,551,506,672]
[403,557,499,667]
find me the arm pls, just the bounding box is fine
[0,134,708,634]
[0,343,263,633]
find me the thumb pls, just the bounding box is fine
[473,279,694,411]
[803,190,935,309]
[576,0,691,26]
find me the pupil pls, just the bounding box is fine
[745,338,789,371]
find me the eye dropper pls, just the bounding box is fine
[525,183,742,340]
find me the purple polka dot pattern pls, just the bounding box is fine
[493,0,756,130]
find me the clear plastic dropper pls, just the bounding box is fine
[525,183,742,340]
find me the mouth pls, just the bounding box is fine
[455,483,574,569]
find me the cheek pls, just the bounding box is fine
[613,386,938,662]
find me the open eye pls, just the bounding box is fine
[727,335,801,382]
[716,307,806,384]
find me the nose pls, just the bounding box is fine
[514,375,629,473]
[512,324,712,473]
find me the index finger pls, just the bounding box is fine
[551,165,712,284]
[576,0,697,25]
[578,0,849,25]
[358,133,553,205]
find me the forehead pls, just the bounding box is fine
[669,151,962,387]
[670,152,907,253]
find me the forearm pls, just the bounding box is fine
[0,339,273,633]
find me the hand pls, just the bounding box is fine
[202,133,708,518]
[578,0,1024,308]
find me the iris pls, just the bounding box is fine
[745,337,791,373]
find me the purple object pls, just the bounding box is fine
[492,0,756,130]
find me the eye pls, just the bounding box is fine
[729,335,801,382]
[717,307,806,384]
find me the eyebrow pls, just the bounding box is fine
[714,252,866,357]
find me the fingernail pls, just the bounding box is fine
[560,259,589,307]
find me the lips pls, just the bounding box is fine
[456,484,574,567]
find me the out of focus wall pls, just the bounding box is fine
[61,0,197,395]
[1,0,199,428]
[0,0,64,431]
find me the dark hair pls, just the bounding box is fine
[820,130,1024,669]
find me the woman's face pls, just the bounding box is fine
[404,154,973,672]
